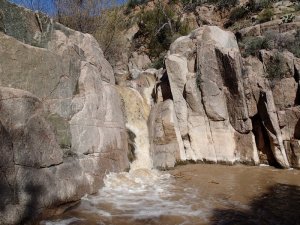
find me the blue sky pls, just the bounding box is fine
[9,0,128,15]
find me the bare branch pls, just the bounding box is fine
[154,22,168,36]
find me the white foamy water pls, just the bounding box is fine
[41,168,211,225]
[126,123,153,170]
[81,169,204,219]
[118,87,153,170]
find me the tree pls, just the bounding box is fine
[93,6,127,64]
[54,0,127,63]
[54,0,108,33]
[135,0,190,59]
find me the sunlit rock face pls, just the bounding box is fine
[0,1,129,224]
[149,26,300,169]
[150,26,259,168]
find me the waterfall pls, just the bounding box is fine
[42,85,204,225]
[117,86,153,170]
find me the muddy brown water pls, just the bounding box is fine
[40,164,300,225]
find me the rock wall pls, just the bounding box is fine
[0,1,129,224]
[149,26,300,169]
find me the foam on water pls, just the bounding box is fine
[77,168,206,220]
[41,218,83,225]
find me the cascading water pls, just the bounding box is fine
[118,86,153,170]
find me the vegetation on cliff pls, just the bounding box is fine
[10,0,300,72]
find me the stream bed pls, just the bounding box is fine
[40,164,300,225]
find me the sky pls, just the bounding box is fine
[9,0,128,15]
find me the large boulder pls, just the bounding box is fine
[0,88,63,168]
[165,54,189,136]
[149,25,300,169]
[149,100,185,168]
[149,26,260,167]
[0,87,128,224]
[0,1,129,224]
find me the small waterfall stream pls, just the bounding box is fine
[118,86,153,170]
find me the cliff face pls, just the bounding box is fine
[0,1,129,224]
[148,26,300,169]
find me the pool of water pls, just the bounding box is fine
[40,164,300,225]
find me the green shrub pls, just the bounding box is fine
[257,8,274,23]
[281,13,295,23]
[139,7,174,57]
[247,0,281,12]
[135,4,191,59]
[264,30,291,50]
[255,0,272,10]
[229,6,249,21]
[178,0,238,9]
[179,0,203,12]
[287,30,300,58]
[217,0,239,8]
[266,53,284,79]
[241,36,270,57]
[151,54,165,69]
[295,2,300,11]
[127,0,148,9]
[264,30,300,58]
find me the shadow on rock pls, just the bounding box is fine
[19,183,45,225]
[210,183,300,225]
[0,179,15,212]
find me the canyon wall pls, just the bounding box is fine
[0,1,129,224]
[148,26,300,169]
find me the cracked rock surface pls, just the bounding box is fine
[149,26,300,169]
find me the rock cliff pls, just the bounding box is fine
[0,1,129,224]
[148,26,300,169]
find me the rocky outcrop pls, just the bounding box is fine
[149,100,184,168]
[149,25,300,169]
[0,1,129,224]
[149,26,259,167]
[238,19,300,38]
